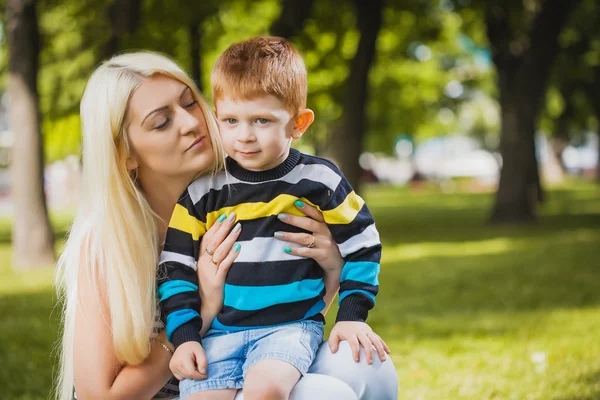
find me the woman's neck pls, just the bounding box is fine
[138,173,193,244]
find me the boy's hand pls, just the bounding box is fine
[329,321,391,364]
[169,341,208,381]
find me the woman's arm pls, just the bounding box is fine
[73,259,175,400]
[195,213,243,335]
[274,202,344,314]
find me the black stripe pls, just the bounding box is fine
[339,280,379,296]
[234,216,309,241]
[344,244,382,263]
[193,179,333,218]
[227,259,324,286]
[159,293,201,320]
[216,293,326,327]
[164,228,200,260]
[328,204,377,243]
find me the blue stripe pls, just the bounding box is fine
[158,280,198,302]
[341,261,379,286]
[224,279,325,311]
[166,309,200,341]
[339,289,376,304]
[303,299,326,319]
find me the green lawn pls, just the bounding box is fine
[1,182,600,399]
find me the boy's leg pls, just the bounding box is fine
[243,360,300,400]
[184,389,237,400]
[241,320,325,400]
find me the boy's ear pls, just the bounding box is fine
[292,109,315,139]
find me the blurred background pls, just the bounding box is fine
[1,0,599,399]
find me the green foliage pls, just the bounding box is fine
[0,0,500,163]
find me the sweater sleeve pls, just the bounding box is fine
[157,188,207,348]
[319,164,381,323]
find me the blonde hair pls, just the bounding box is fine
[211,36,307,115]
[54,51,225,400]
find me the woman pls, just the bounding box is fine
[55,51,398,400]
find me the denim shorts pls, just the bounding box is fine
[179,320,324,398]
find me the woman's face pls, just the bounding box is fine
[126,75,214,185]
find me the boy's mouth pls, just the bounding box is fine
[238,150,260,157]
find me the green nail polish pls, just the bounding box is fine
[278,213,288,220]
[218,213,227,223]
[294,200,305,207]
[284,247,292,253]
[234,243,241,252]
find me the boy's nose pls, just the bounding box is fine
[237,128,256,142]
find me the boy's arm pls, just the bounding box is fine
[158,189,207,348]
[320,167,381,323]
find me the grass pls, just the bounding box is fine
[1,182,600,399]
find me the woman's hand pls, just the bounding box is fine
[196,212,242,316]
[275,201,344,275]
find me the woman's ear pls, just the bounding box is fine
[292,109,315,139]
[126,155,139,171]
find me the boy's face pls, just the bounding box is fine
[215,94,307,171]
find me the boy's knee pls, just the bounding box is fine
[243,378,288,400]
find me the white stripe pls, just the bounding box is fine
[235,236,305,263]
[187,163,342,205]
[159,251,197,271]
[187,171,237,204]
[338,224,380,257]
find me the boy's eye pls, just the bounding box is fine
[256,118,269,124]
[226,118,238,124]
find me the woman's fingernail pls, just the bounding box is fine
[199,368,206,374]
[294,200,305,208]
[274,232,285,239]
[218,213,227,223]
[234,243,241,252]
[284,247,292,253]
[278,213,288,220]
[233,223,241,233]
[227,212,236,222]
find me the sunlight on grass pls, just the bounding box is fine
[2,183,600,399]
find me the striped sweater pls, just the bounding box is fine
[158,149,381,348]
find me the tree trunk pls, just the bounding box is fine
[104,0,141,58]
[486,0,579,223]
[270,0,316,39]
[491,81,539,223]
[327,0,383,193]
[6,0,55,268]
[189,22,202,92]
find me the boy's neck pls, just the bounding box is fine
[226,148,301,182]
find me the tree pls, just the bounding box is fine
[484,0,580,223]
[327,0,383,192]
[6,0,55,268]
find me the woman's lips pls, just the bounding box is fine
[186,136,206,152]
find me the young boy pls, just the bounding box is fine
[158,36,383,399]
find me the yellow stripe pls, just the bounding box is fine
[206,194,311,227]
[169,204,206,241]
[322,191,365,225]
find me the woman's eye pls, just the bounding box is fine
[155,117,171,130]
[226,118,238,124]
[256,118,269,124]
[184,100,198,108]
